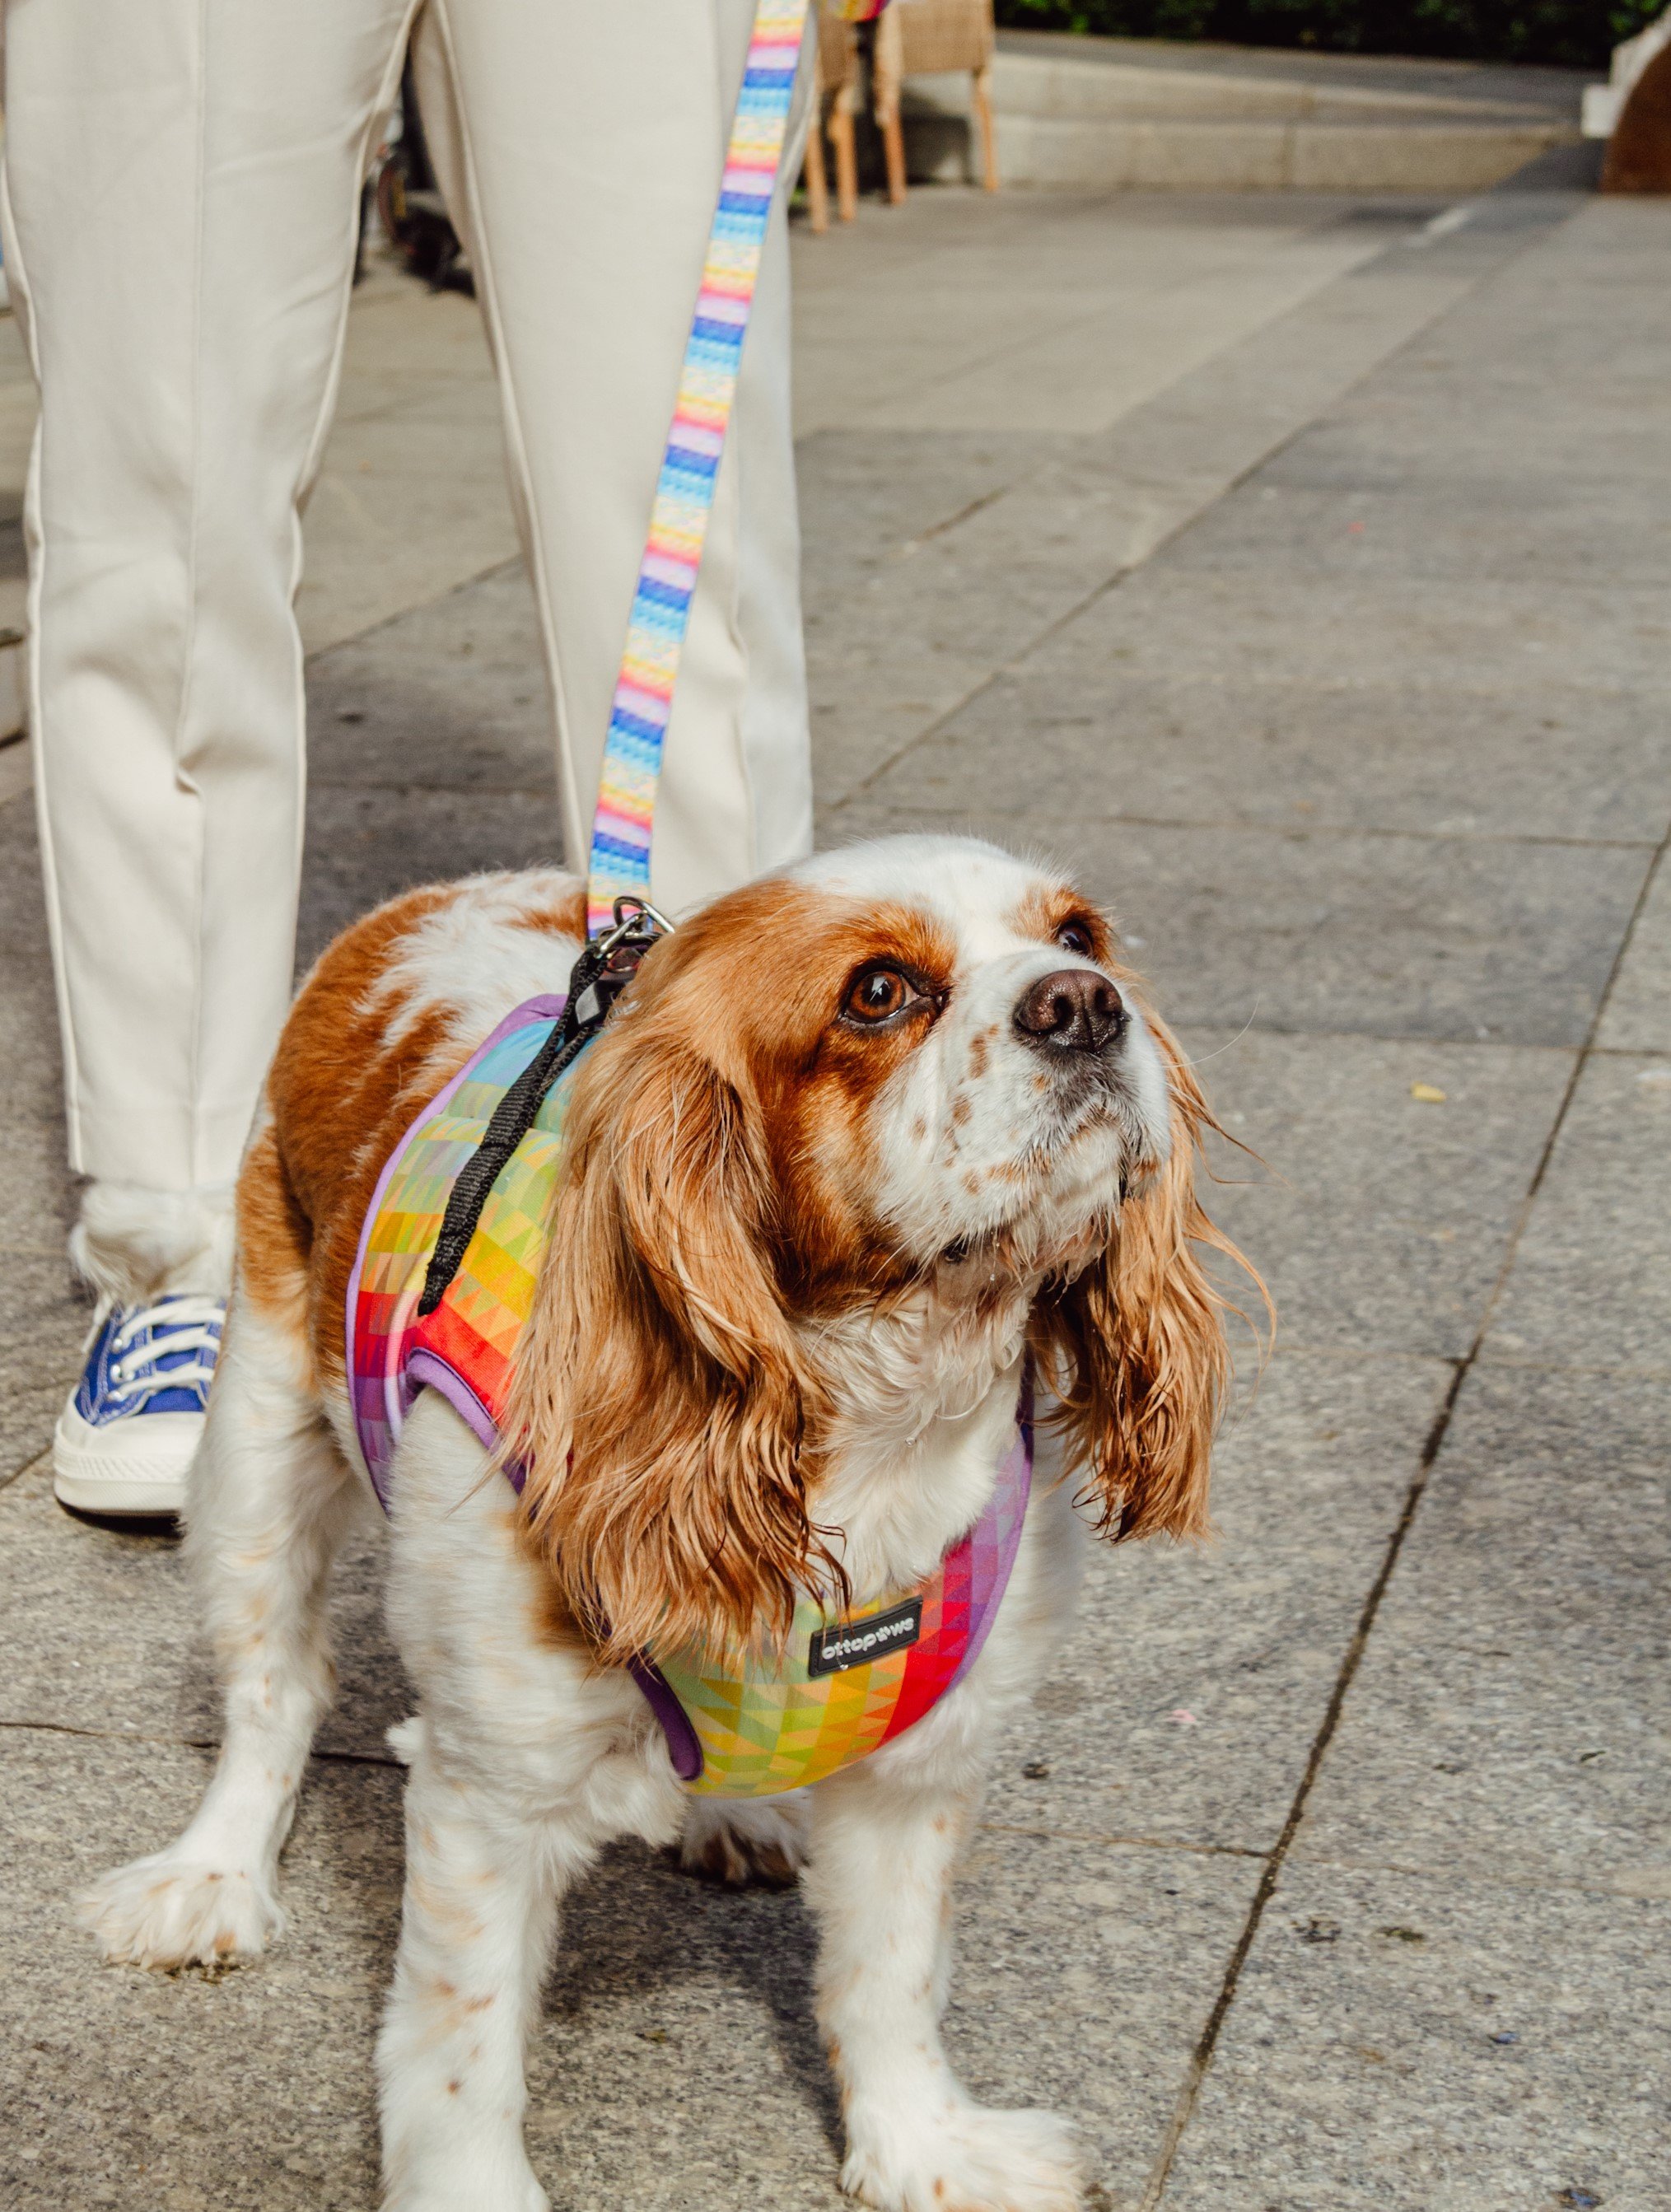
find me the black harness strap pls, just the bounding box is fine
[416,1025,592,1318]
[415,900,669,1320]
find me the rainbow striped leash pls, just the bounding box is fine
[586,0,813,937]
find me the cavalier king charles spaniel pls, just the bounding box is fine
[81,834,1249,2212]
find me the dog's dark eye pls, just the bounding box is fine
[845,967,912,1023]
[1056,919,1095,957]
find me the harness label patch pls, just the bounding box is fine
[809,1597,924,1678]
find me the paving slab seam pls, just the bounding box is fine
[306,549,526,663]
[1207,1342,1474,1372]
[1279,1846,1671,1906]
[1,1445,49,1495]
[869,807,1661,854]
[1193,1021,1579,1052]
[978,1818,1268,1861]
[987,660,1651,698]
[829,200,1588,824]
[1473,1350,1671,1381]
[306,774,558,796]
[0,1715,403,1770]
[1135,782,1671,2210]
[892,483,1011,554]
[1027,671,1663,705]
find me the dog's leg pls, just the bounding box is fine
[375,1391,679,2212]
[79,1301,360,1967]
[806,1760,1081,2212]
[677,1790,809,1887]
[376,1717,576,2212]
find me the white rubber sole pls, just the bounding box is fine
[52,1397,199,1517]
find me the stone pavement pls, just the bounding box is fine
[2,180,1669,2212]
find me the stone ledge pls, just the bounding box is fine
[901,44,1578,194]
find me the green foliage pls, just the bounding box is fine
[993,0,1660,71]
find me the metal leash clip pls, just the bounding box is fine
[562,896,675,1043]
[415,898,674,1320]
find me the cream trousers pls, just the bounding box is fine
[1,0,813,1216]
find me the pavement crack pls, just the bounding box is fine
[1135,1351,1465,2212]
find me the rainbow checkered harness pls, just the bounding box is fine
[345,995,1033,1798]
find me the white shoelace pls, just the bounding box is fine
[101,1295,225,1410]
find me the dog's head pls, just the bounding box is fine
[505,836,1252,1658]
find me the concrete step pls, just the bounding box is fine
[987,49,1545,124]
[902,42,1580,194]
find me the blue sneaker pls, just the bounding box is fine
[53,1294,226,1517]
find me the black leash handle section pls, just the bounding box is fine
[414,899,671,1322]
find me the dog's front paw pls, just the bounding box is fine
[78,1850,283,1970]
[381,2150,549,2212]
[677,1791,808,1888]
[842,2099,1081,2212]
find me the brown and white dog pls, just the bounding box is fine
[81,834,1247,2212]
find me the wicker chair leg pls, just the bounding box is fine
[830,100,858,222]
[873,5,908,207]
[973,62,998,191]
[881,110,908,204]
[804,103,830,232]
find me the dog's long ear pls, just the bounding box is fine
[1029,1012,1258,1545]
[502,1006,836,1663]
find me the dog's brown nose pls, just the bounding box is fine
[1014,968,1125,1054]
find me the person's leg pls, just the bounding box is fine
[413,0,814,920]
[0,0,415,1510]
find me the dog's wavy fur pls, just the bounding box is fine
[506,979,843,1664]
[1029,1009,1239,1546]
